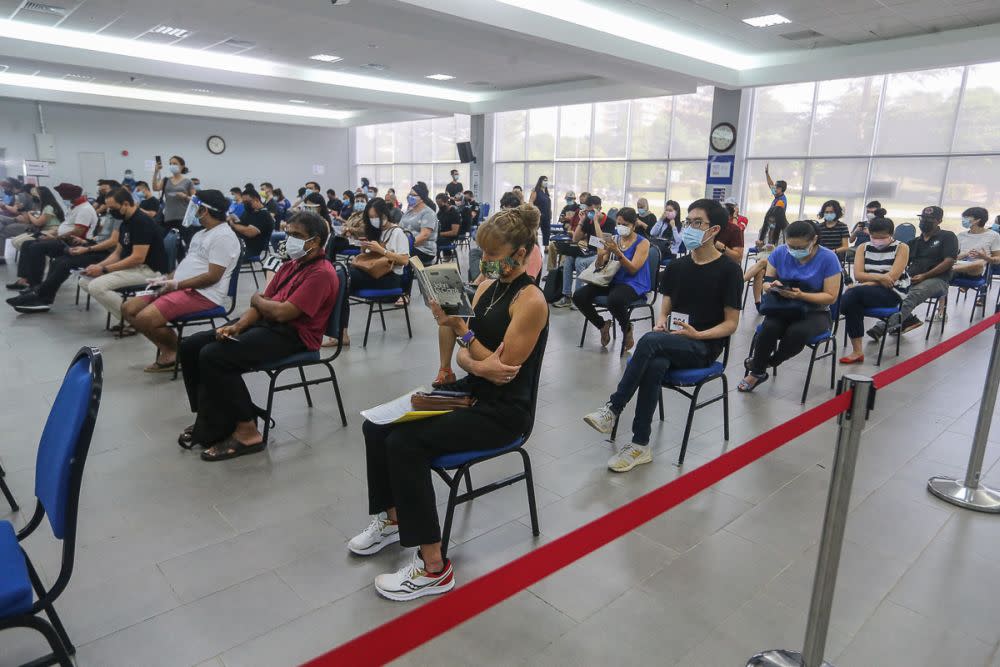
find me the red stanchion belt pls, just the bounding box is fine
[873,311,1000,388]
[305,391,852,667]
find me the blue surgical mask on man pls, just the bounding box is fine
[961,217,973,229]
[354,201,366,212]
[681,226,706,250]
[788,244,813,260]
[637,208,648,216]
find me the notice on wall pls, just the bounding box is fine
[144,159,156,171]
[471,169,480,198]
[24,160,50,177]
[312,164,326,176]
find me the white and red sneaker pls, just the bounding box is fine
[374,550,455,601]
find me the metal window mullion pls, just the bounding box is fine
[862,75,888,208]
[940,66,971,207]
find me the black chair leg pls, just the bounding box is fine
[298,366,313,407]
[363,302,375,347]
[0,463,17,511]
[327,363,348,426]
[829,338,837,390]
[19,615,73,667]
[657,388,665,421]
[676,384,702,466]
[875,319,888,366]
[25,560,75,656]
[262,374,278,444]
[403,302,413,339]
[721,375,730,440]
[578,317,587,347]
[519,449,540,537]
[172,324,185,381]
[801,346,817,405]
[378,300,387,331]
[439,474,463,561]
[463,469,473,494]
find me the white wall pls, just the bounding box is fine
[0,97,350,198]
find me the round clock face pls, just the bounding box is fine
[207,135,226,155]
[710,123,736,152]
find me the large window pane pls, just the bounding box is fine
[589,161,626,207]
[494,163,525,198]
[811,77,882,156]
[433,164,468,196]
[412,120,433,163]
[431,116,456,162]
[553,162,589,209]
[626,162,667,212]
[393,165,413,200]
[527,107,557,160]
[744,159,806,224]
[392,123,412,164]
[357,125,376,164]
[629,97,672,160]
[667,161,709,210]
[456,115,471,143]
[495,111,527,162]
[524,165,554,196]
[592,101,629,159]
[877,68,963,154]
[557,104,592,158]
[868,157,947,221]
[802,159,870,225]
[954,63,1000,153]
[748,82,815,157]
[942,156,1000,232]
[670,87,714,159]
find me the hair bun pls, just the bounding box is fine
[516,202,541,230]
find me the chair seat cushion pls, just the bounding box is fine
[594,295,649,308]
[173,306,226,323]
[809,330,832,345]
[0,521,32,617]
[113,284,148,295]
[257,350,320,371]
[951,277,986,289]
[865,307,899,318]
[663,362,725,386]
[356,288,404,299]
[432,437,526,470]
[244,255,262,263]
[340,248,361,256]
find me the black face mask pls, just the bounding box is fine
[110,208,125,221]
[919,219,936,234]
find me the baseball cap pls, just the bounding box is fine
[53,182,83,201]
[724,197,738,206]
[565,190,576,199]
[919,205,943,222]
[192,189,228,213]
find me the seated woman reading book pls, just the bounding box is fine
[348,203,549,601]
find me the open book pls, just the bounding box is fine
[360,387,451,425]
[409,257,475,318]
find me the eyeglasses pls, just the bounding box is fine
[683,218,710,228]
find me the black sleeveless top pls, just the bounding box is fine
[534,189,552,224]
[459,272,546,419]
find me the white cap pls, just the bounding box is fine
[724,197,738,206]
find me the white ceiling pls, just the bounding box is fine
[0,0,999,127]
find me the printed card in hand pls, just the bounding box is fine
[670,311,690,332]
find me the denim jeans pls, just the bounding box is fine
[562,254,596,297]
[609,331,712,446]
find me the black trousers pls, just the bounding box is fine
[573,282,640,333]
[35,249,111,303]
[18,238,68,285]
[179,324,306,444]
[364,401,527,547]
[344,267,402,328]
[541,218,551,247]
[750,310,832,374]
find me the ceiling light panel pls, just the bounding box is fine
[743,14,792,28]
[149,25,191,38]
[309,54,342,63]
[426,73,455,80]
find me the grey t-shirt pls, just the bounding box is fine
[400,205,438,257]
[161,177,193,222]
[93,215,121,243]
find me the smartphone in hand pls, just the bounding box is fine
[669,312,690,332]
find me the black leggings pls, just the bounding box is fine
[364,402,527,547]
[750,310,832,374]
[573,282,640,334]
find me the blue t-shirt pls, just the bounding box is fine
[770,193,788,210]
[228,201,245,218]
[768,244,841,308]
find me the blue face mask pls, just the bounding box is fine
[993,223,1000,233]
[961,218,973,229]
[823,212,836,222]
[637,208,648,216]
[771,187,777,196]
[354,201,366,212]
[587,210,595,220]
[788,244,813,260]
[407,195,418,207]
[681,226,706,250]
[303,189,314,198]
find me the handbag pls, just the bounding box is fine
[577,257,621,286]
[410,390,476,411]
[352,249,395,279]
[759,290,809,316]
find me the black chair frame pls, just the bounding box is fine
[251,262,350,444]
[432,327,548,561]
[923,292,949,341]
[0,347,103,667]
[0,462,16,512]
[348,231,415,347]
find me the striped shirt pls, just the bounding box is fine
[863,240,910,298]
[815,220,849,252]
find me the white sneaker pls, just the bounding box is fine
[607,443,652,473]
[584,404,617,434]
[374,550,455,601]
[552,296,573,309]
[348,514,400,556]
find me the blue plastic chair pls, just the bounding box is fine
[240,252,265,289]
[167,245,244,380]
[348,232,415,347]
[248,263,350,444]
[893,223,917,243]
[862,305,902,366]
[0,348,103,667]
[578,244,661,355]
[269,230,287,252]
[950,263,992,323]
[431,326,547,560]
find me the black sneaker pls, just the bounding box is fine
[866,326,883,341]
[6,289,37,306]
[12,295,51,313]
[6,281,29,291]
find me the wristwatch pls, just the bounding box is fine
[456,330,476,349]
[101,266,109,274]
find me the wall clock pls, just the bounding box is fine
[207,135,226,155]
[710,122,736,153]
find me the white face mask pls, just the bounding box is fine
[615,224,632,237]
[167,164,181,175]
[285,235,313,260]
[369,216,382,229]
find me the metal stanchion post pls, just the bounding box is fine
[747,374,874,667]
[927,309,1000,512]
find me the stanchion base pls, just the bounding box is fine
[927,477,1000,512]
[747,649,833,666]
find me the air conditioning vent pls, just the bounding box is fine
[22,2,68,16]
[205,38,255,53]
[781,29,824,40]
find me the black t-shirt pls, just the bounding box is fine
[580,212,614,239]
[264,197,279,217]
[139,196,160,213]
[637,212,657,237]
[658,254,743,359]
[815,220,849,252]
[445,181,464,198]
[459,202,479,235]
[239,208,275,257]
[559,203,580,222]
[437,206,462,239]
[908,229,959,279]
[119,209,168,274]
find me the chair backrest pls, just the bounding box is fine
[226,238,247,303]
[481,203,491,220]
[893,223,916,243]
[643,243,661,297]
[163,229,180,273]
[325,261,350,346]
[830,272,846,322]
[401,230,416,295]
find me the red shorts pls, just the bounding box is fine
[137,289,218,321]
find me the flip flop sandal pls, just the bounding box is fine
[738,373,769,393]
[144,361,177,373]
[200,437,267,462]
[177,424,199,450]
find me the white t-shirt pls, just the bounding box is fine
[380,225,409,275]
[174,223,241,305]
[958,229,1000,257]
[56,202,99,238]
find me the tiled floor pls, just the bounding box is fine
[2,263,1000,667]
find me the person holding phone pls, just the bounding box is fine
[582,199,743,472]
[153,155,194,230]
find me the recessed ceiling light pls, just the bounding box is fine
[309,54,342,63]
[288,99,307,103]
[742,14,791,28]
[149,25,190,38]
[189,88,212,93]
[425,73,455,81]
